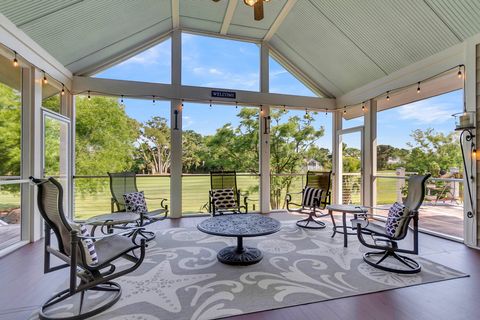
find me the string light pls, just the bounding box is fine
[305,108,309,115]
[152,95,155,104]
[209,100,212,109]
[121,95,124,104]
[343,106,346,115]
[417,82,421,94]
[12,51,18,67]
[181,99,184,110]
[235,101,238,109]
[61,84,65,96]
[283,105,286,112]
[473,148,477,158]
[42,71,48,84]
[458,66,463,79]
[87,90,91,100]
[386,91,390,101]
[325,109,328,116]
[260,105,264,115]
[361,102,365,111]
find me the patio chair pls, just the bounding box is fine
[353,174,431,274]
[286,171,332,229]
[30,177,146,320]
[108,172,168,241]
[209,171,249,215]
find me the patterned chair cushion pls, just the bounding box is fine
[69,222,99,265]
[212,189,237,210]
[302,187,322,207]
[385,202,409,238]
[123,191,148,214]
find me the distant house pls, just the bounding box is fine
[306,159,322,171]
[387,156,402,165]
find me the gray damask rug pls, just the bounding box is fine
[38,222,467,320]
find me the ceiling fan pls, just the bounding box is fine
[212,0,271,21]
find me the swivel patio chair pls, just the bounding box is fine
[354,174,431,274]
[286,171,332,229]
[209,171,249,216]
[30,177,146,320]
[108,172,168,241]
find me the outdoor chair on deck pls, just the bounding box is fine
[30,177,146,320]
[353,174,431,274]
[108,172,168,241]
[209,171,249,216]
[286,171,332,229]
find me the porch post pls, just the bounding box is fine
[259,43,270,213]
[332,110,342,204]
[170,29,182,218]
[466,37,478,247]
[23,68,43,241]
[363,99,377,209]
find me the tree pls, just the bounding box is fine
[405,128,462,177]
[0,83,21,179]
[138,116,170,174]
[182,130,206,173]
[75,96,139,193]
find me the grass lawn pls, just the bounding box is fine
[1,174,403,220]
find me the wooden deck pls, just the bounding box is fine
[0,212,478,320]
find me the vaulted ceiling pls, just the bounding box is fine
[0,0,479,98]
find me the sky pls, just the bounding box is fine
[95,33,463,152]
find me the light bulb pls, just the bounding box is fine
[417,82,421,94]
[43,73,48,84]
[458,67,463,79]
[87,91,91,99]
[13,52,18,67]
[61,85,65,96]
[386,91,390,101]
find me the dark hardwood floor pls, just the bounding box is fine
[0,212,479,320]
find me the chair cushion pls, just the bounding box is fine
[69,222,99,265]
[385,202,409,238]
[302,187,322,207]
[123,191,148,214]
[212,189,237,210]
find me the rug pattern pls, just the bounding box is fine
[41,223,467,320]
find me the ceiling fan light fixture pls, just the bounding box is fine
[244,0,258,6]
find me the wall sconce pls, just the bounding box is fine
[174,109,179,130]
[264,115,271,134]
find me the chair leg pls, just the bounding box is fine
[363,250,421,274]
[296,212,326,230]
[39,282,122,320]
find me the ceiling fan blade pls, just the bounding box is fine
[254,0,264,21]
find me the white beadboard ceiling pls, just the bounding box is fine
[0,0,478,97]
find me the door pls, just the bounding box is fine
[42,110,71,215]
[337,126,364,205]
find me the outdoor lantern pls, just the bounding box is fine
[453,112,475,130]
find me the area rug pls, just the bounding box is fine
[38,222,467,320]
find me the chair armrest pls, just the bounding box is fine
[144,197,168,201]
[78,227,145,240]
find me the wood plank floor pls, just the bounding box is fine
[0,212,479,320]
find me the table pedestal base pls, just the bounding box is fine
[217,236,263,265]
[217,246,263,265]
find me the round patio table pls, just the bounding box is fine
[85,212,140,236]
[197,214,281,266]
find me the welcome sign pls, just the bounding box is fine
[211,90,236,99]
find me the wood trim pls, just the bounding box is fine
[263,0,298,42]
[220,0,238,35]
[172,0,180,29]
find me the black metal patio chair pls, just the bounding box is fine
[108,172,168,241]
[209,171,249,216]
[30,177,146,320]
[286,171,332,229]
[354,174,431,274]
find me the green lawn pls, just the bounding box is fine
[1,174,403,220]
